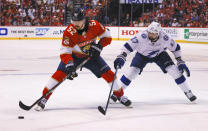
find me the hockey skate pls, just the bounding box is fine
[111,94,118,102]
[111,88,132,107]
[184,90,197,102]
[34,98,47,111]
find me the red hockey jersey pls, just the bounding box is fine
[60,20,112,64]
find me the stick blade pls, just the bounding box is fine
[19,101,31,111]
[98,106,106,115]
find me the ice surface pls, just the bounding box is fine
[0,40,208,131]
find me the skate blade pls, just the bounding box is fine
[34,105,44,111]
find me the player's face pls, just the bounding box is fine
[72,19,86,30]
[148,32,159,41]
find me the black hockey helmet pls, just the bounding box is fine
[72,8,85,21]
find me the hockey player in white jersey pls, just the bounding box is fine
[111,21,197,103]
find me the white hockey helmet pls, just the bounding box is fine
[147,21,161,35]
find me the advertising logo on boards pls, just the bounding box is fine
[121,30,141,36]
[184,29,208,40]
[0,28,8,35]
[36,28,50,36]
[163,28,178,38]
[53,29,64,35]
[184,29,189,39]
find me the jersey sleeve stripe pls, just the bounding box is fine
[124,43,133,52]
[60,46,72,54]
[98,28,111,39]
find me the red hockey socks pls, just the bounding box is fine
[101,70,115,83]
[43,70,66,99]
[113,88,124,98]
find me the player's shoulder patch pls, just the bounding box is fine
[63,36,70,45]
[163,35,169,41]
[141,33,147,39]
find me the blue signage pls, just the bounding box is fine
[121,0,160,4]
[35,28,50,36]
[53,30,64,35]
[0,28,8,35]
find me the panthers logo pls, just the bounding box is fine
[80,44,91,55]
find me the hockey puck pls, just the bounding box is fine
[18,116,24,119]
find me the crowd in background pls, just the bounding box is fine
[0,0,67,26]
[140,0,208,27]
[0,0,208,27]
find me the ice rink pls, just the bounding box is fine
[0,40,208,131]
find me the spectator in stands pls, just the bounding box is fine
[133,20,139,27]
[171,18,179,27]
[111,18,117,26]
[42,18,50,26]
[28,6,35,20]
[104,15,110,25]
[24,17,32,26]
[122,13,130,26]
[138,18,144,27]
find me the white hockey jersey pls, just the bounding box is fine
[121,30,181,58]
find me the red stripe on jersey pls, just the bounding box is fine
[101,70,115,83]
[52,70,67,82]
[60,54,73,64]
[99,37,112,47]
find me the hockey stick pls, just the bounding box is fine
[98,67,118,115]
[19,58,90,111]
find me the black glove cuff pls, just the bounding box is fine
[121,52,127,57]
[176,57,182,61]
[66,61,74,68]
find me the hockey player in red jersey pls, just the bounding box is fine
[35,8,131,111]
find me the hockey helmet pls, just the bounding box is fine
[147,21,161,35]
[72,8,85,21]
[71,8,86,30]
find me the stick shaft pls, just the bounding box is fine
[103,68,118,115]
[19,58,90,111]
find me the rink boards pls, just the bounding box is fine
[0,26,208,44]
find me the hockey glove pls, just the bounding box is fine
[65,61,78,80]
[114,52,127,69]
[176,57,190,77]
[89,42,103,58]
